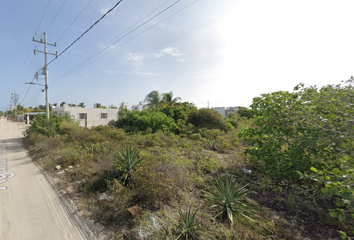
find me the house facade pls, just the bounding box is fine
[52,104,118,127]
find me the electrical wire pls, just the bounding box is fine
[19,76,35,105]
[19,68,43,105]
[50,0,198,86]
[14,42,33,92]
[35,0,52,34]
[14,0,51,93]
[48,0,124,65]
[52,0,171,56]
[46,0,67,32]
[50,0,178,84]
[54,0,94,43]
[30,90,44,107]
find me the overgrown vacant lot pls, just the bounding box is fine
[24,84,353,239]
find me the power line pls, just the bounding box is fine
[19,74,36,105]
[50,0,198,86]
[46,0,67,32]
[14,42,33,92]
[15,0,52,92]
[54,0,94,44]
[48,0,124,65]
[50,0,179,84]
[35,0,52,34]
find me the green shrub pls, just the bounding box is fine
[187,108,228,131]
[26,113,74,137]
[239,81,354,179]
[117,109,178,133]
[130,161,175,209]
[189,133,202,140]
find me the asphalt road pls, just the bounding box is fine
[0,118,87,240]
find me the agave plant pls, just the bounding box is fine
[113,145,144,186]
[176,206,203,240]
[201,174,262,227]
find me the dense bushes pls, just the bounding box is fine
[187,108,230,131]
[240,80,354,230]
[25,113,75,137]
[116,108,178,133]
[22,86,353,239]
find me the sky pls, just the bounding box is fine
[1,0,354,112]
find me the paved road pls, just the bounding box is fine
[0,118,87,240]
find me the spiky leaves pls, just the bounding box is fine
[201,174,263,227]
[176,206,203,240]
[113,145,144,186]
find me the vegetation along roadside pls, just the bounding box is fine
[23,83,354,239]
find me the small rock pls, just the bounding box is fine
[67,186,74,194]
[55,165,62,170]
[99,193,113,201]
[243,168,252,174]
[127,205,144,218]
[69,166,74,169]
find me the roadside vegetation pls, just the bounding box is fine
[23,84,354,239]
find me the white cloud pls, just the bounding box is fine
[106,70,117,74]
[160,47,185,57]
[99,0,116,16]
[85,74,92,77]
[154,47,185,59]
[96,42,119,51]
[125,52,154,76]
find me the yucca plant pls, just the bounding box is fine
[176,206,203,240]
[113,145,144,186]
[201,174,263,229]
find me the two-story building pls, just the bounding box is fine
[52,103,118,127]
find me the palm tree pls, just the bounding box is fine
[144,90,162,108]
[161,91,181,107]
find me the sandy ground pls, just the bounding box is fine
[0,118,88,240]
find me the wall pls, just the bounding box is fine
[52,104,118,127]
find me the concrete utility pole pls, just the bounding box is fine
[11,92,19,119]
[33,32,57,122]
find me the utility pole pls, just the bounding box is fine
[11,92,19,119]
[33,32,57,122]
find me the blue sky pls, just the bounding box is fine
[1,0,354,112]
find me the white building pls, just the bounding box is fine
[212,107,226,117]
[131,101,145,111]
[119,102,129,109]
[211,106,241,117]
[52,103,118,127]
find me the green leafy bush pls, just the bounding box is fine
[116,109,178,133]
[25,113,74,137]
[239,80,354,179]
[187,108,228,131]
[302,154,354,226]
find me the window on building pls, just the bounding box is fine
[79,113,87,120]
[101,113,107,119]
